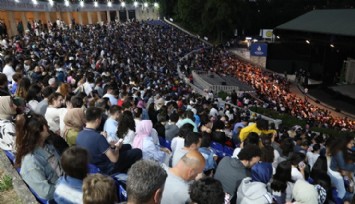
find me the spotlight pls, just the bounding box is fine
[330,44,335,48]
[144,2,148,7]
[64,0,69,6]
[94,1,98,7]
[121,1,125,7]
[154,2,159,8]
[107,1,112,7]
[306,40,310,44]
[80,0,84,7]
[134,1,138,7]
[48,0,54,6]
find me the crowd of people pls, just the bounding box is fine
[179,47,354,131]
[0,17,354,204]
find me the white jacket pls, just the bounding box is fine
[237,177,273,204]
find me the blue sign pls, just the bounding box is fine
[250,43,268,57]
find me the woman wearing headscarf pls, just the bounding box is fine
[237,162,274,204]
[0,96,18,150]
[63,108,86,146]
[132,120,170,164]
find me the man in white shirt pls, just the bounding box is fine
[2,56,15,83]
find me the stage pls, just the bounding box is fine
[329,84,355,100]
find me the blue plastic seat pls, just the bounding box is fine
[210,142,225,158]
[3,150,16,164]
[88,163,101,174]
[223,146,234,157]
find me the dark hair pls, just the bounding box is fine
[244,132,259,146]
[256,118,269,130]
[48,92,63,105]
[238,144,261,161]
[61,146,88,180]
[189,177,224,204]
[0,73,8,86]
[261,145,274,163]
[280,137,295,157]
[117,111,135,138]
[289,152,306,166]
[312,143,321,153]
[200,132,212,148]
[133,107,142,118]
[185,110,194,120]
[85,107,103,122]
[71,96,84,108]
[15,113,48,167]
[109,105,122,115]
[169,113,179,123]
[26,84,41,102]
[310,156,328,179]
[271,160,292,192]
[42,86,54,98]
[184,132,201,147]
[157,112,167,123]
[179,123,194,138]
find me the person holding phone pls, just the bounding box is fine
[290,152,307,181]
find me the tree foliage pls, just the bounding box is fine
[161,0,355,43]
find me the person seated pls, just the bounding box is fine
[116,110,136,145]
[171,123,194,153]
[198,132,217,176]
[165,112,180,141]
[172,131,201,167]
[63,108,86,146]
[188,177,225,204]
[237,162,273,203]
[15,113,63,200]
[239,118,276,143]
[214,144,261,200]
[132,120,171,164]
[161,150,206,204]
[76,107,142,174]
[103,105,122,144]
[126,160,167,204]
[54,146,88,204]
[0,96,18,151]
[82,174,117,204]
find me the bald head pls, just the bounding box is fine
[177,150,206,181]
[181,150,205,168]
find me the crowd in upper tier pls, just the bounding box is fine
[0,19,354,204]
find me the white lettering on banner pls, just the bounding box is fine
[254,46,264,56]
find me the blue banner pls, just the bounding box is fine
[250,43,268,57]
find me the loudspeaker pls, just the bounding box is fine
[210,75,214,78]
[335,108,341,113]
[221,82,227,85]
[315,100,320,104]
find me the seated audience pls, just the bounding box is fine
[15,113,63,200]
[161,150,205,204]
[214,144,261,199]
[172,132,201,167]
[237,162,273,203]
[54,146,88,204]
[76,107,142,174]
[0,96,17,150]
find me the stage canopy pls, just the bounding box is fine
[275,9,355,38]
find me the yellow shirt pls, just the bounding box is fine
[239,123,276,142]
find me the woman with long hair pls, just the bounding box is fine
[327,135,355,202]
[117,110,136,145]
[44,92,66,135]
[270,160,294,204]
[26,84,42,111]
[14,77,31,99]
[15,113,63,200]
